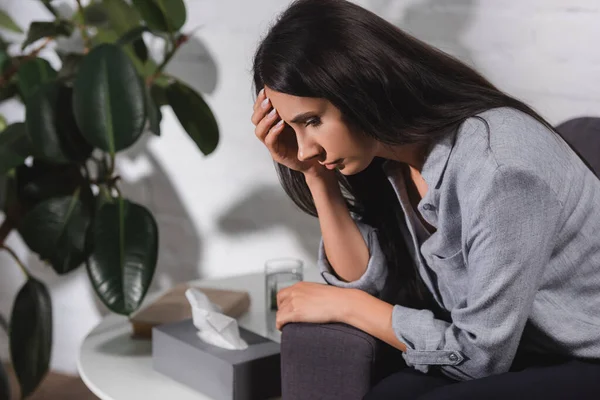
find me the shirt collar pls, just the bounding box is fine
[381,128,458,191]
[419,129,458,190]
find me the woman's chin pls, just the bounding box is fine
[337,160,365,176]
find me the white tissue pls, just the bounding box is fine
[185,288,249,350]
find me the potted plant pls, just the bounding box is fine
[0,0,219,398]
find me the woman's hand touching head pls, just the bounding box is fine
[251,86,379,176]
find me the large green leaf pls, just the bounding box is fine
[0,123,31,175]
[0,361,9,400]
[150,82,168,106]
[25,83,67,163]
[102,0,141,35]
[16,161,84,210]
[167,81,219,155]
[0,9,23,33]
[0,50,17,101]
[94,28,154,77]
[87,198,158,315]
[55,85,94,161]
[132,0,186,32]
[9,278,52,399]
[0,172,17,215]
[16,57,57,99]
[73,44,147,155]
[19,192,92,274]
[73,2,110,27]
[26,82,93,163]
[22,20,74,50]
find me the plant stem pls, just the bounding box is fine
[82,161,92,183]
[0,244,30,278]
[75,0,91,52]
[0,37,53,88]
[108,153,115,177]
[114,184,122,200]
[0,313,7,335]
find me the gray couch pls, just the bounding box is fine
[279,117,600,400]
[280,322,405,399]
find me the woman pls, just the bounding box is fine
[250,0,600,398]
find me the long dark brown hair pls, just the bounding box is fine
[252,0,593,312]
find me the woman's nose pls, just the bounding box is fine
[297,136,320,161]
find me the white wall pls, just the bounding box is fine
[0,0,598,374]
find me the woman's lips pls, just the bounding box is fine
[322,159,343,169]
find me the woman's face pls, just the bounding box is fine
[264,87,379,175]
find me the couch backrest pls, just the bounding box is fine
[555,117,600,177]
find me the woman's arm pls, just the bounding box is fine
[342,289,408,352]
[305,171,370,282]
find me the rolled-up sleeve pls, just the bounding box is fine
[318,220,388,296]
[391,165,562,381]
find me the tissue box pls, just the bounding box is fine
[153,319,281,400]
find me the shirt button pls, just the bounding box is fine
[423,203,434,211]
[448,352,459,362]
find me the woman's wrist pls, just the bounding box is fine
[337,288,364,323]
[303,168,336,188]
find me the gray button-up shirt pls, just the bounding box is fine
[318,107,600,381]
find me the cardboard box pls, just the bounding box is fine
[153,319,281,400]
[130,284,251,339]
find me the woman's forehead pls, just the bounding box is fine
[264,88,327,116]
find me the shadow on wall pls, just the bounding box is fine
[217,183,321,259]
[370,0,476,66]
[164,35,219,95]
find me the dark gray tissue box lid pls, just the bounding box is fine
[152,319,281,400]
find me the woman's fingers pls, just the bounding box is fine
[255,107,281,142]
[253,88,266,112]
[251,92,270,125]
[263,117,286,149]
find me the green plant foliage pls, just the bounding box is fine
[9,278,52,399]
[22,20,74,50]
[0,123,31,175]
[145,87,161,136]
[72,44,146,155]
[16,57,57,99]
[0,0,220,395]
[19,192,93,275]
[102,0,142,34]
[87,198,158,315]
[167,80,219,155]
[0,362,9,400]
[25,82,93,163]
[15,161,84,211]
[132,0,186,33]
[0,9,22,33]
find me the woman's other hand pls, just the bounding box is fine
[275,281,354,330]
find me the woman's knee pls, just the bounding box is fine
[416,359,600,400]
[363,368,454,400]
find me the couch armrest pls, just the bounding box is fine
[281,322,405,400]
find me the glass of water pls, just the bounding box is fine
[265,258,304,311]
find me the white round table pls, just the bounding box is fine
[77,267,324,400]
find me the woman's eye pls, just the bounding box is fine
[305,118,321,128]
